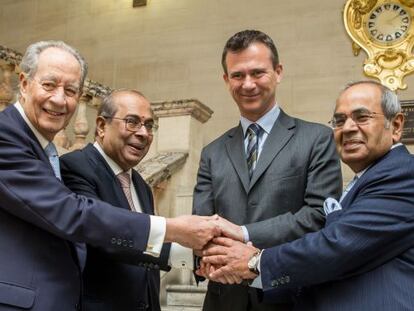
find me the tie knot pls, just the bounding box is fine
[45,142,58,157]
[117,172,131,188]
[247,123,262,137]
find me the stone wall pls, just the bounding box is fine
[2,0,414,189]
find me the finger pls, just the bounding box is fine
[202,254,227,265]
[202,244,228,256]
[212,236,235,247]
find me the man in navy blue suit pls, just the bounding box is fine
[60,89,193,311]
[200,80,414,310]
[0,41,219,311]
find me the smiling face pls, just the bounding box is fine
[223,42,282,121]
[334,83,403,173]
[19,47,82,141]
[97,92,153,171]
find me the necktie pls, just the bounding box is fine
[117,172,136,211]
[246,123,262,179]
[339,175,358,202]
[45,142,61,180]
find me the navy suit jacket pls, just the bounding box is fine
[0,105,151,311]
[260,145,414,310]
[60,144,171,311]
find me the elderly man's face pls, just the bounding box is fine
[334,83,403,173]
[19,47,81,141]
[97,92,154,171]
[223,42,282,122]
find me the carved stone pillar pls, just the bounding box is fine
[70,94,92,151]
[0,63,16,111]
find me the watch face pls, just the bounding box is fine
[366,2,411,45]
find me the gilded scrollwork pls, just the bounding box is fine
[351,0,377,29]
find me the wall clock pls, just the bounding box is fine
[344,0,414,90]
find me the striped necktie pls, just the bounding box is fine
[246,123,262,179]
[45,142,61,180]
[117,172,136,211]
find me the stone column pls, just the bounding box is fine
[151,99,213,307]
[70,94,92,151]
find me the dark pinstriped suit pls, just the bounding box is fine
[261,145,414,311]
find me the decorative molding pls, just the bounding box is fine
[136,152,188,187]
[151,99,213,123]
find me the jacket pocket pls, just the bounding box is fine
[0,281,35,309]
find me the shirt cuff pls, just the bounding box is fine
[144,215,166,257]
[169,242,194,270]
[241,225,250,242]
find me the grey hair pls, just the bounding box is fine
[341,80,401,121]
[20,40,88,90]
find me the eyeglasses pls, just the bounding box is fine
[32,78,81,98]
[102,116,158,134]
[329,109,385,129]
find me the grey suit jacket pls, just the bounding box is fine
[193,109,342,310]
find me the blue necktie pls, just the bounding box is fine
[45,142,61,180]
[246,123,262,179]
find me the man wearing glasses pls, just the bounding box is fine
[61,89,193,311]
[201,80,414,310]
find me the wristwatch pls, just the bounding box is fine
[247,250,262,275]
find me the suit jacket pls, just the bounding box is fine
[193,110,342,310]
[0,105,151,311]
[261,145,414,311]
[60,144,171,311]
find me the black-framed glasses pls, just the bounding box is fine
[329,109,385,129]
[102,116,158,134]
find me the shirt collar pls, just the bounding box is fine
[240,104,280,137]
[93,141,131,177]
[14,101,49,149]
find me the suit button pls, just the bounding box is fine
[271,280,279,287]
[122,239,128,246]
[111,238,116,244]
[128,240,134,248]
[286,276,290,283]
[117,238,122,245]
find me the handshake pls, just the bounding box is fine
[165,215,260,284]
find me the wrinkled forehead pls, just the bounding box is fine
[113,92,153,119]
[335,84,382,113]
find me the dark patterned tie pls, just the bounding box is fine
[246,123,262,179]
[45,142,61,180]
[117,172,136,211]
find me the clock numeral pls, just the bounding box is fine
[384,4,391,10]
[371,29,378,36]
[377,34,384,41]
[370,13,377,19]
[386,35,394,41]
[395,32,402,38]
[368,22,375,28]
[399,10,407,16]
[402,17,409,24]
[393,5,400,11]
[401,25,408,31]
[375,7,383,13]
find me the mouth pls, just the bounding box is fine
[44,108,65,117]
[128,143,146,153]
[343,138,364,150]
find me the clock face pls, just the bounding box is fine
[366,2,411,45]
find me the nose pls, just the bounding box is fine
[133,124,150,138]
[49,86,67,106]
[241,75,256,90]
[341,116,358,132]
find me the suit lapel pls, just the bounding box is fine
[249,110,295,190]
[86,144,131,211]
[225,125,250,194]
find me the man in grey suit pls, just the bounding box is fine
[193,30,342,311]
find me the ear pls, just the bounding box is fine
[95,116,107,140]
[19,73,29,97]
[223,73,229,85]
[274,64,283,84]
[391,113,404,143]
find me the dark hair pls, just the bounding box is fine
[221,30,279,74]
